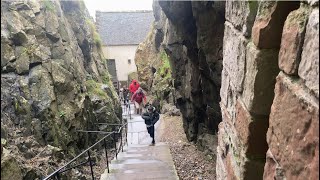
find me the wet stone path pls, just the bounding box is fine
[100,103,178,180]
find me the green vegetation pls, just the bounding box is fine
[86,18,103,50]
[59,111,66,118]
[43,0,55,12]
[85,79,108,98]
[21,45,37,57]
[159,51,172,79]
[257,1,275,19]
[101,72,111,84]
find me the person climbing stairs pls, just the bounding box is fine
[100,103,178,180]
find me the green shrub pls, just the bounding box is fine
[59,111,66,118]
[85,79,108,98]
[101,72,111,84]
[159,51,171,79]
[86,18,103,50]
[43,0,55,12]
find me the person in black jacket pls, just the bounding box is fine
[141,105,159,146]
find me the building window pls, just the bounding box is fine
[128,59,131,64]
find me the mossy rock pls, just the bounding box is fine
[1,156,23,180]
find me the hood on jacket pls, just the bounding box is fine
[132,79,138,84]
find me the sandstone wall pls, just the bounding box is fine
[217,1,318,179]
[1,0,121,179]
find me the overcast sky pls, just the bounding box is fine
[83,0,153,20]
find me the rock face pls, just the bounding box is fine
[1,0,121,179]
[158,1,225,143]
[134,2,175,111]
[136,1,224,155]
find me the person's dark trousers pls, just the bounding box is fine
[147,126,155,143]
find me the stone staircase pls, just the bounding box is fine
[100,143,178,180]
[100,104,178,180]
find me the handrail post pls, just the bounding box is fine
[103,138,110,173]
[125,125,128,146]
[55,173,60,180]
[87,150,95,180]
[129,102,132,119]
[113,132,117,159]
[120,128,123,152]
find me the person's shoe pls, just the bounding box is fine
[149,140,155,146]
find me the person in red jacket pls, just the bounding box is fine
[129,79,140,95]
[131,87,147,115]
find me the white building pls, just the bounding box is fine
[96,10,154,87]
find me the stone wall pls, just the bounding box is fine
[217,1,318,179]
[1,0,121,179]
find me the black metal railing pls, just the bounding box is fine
[43,102,137,180]
[42,122,128,180]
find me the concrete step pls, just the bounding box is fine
[100,143,178,180]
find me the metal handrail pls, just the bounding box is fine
[43,122,128,180]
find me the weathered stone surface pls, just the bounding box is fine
[225,0,258,37]
[307,0,319,6]
[1,1,121,178]
[1,156,23,180]
[234,100,268,157]
[216,117,244,179]
[216,148,227,180]
[29,65,56,115]
[220,69,237,120]
[161,103,181,116]
[263,149,286,180]
[44,8,60,42]
[192,1,224,88]
[32,44,51,63]
[242,42,279,115]
[15,50,30,74]
[5,11,24,34]
[299,8,319,98]
[279,6,310,75]
[267,72,319,179]
[252,1,300,49]
[223,22,247,93]
[1,43,15,69]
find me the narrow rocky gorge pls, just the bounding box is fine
[1,0,318,179]
[1,1,121,179]
[136,0,319,179]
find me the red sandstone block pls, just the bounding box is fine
[252,1,300,49]
[235,100,269,157]
[279,6,309,75]
[267,72,319,179]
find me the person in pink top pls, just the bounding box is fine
[131,87,147,115]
